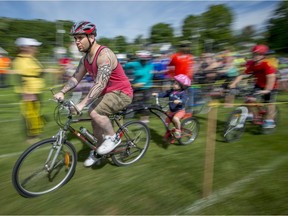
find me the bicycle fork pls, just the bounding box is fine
[44,129,67,172]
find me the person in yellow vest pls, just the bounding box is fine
[13,37,45,142]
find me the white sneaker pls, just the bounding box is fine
[96,135,121,155]
[83,150,99,167]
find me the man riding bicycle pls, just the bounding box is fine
[229,44,278,129]
[54,21,133,167]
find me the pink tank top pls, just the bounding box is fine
[83,46,133,97]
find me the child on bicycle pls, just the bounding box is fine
[152,74,191,138]
[229,44,278,129]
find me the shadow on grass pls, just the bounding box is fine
[76,143,110,170]
[149,127,171,149]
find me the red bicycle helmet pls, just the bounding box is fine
[70,21,97,36]
[251,44,269,55]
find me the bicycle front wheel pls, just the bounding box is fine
[111,121,150,166]
[223,109,245,142]
[12,138,77,198]
[179,117,200,145]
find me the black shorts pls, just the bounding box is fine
[254,86,277,103]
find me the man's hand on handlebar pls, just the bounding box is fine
[53,91,65,102]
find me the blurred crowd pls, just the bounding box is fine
[1,38,288,142]
[55,41,288,109]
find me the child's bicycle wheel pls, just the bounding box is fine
[179,117,200,145]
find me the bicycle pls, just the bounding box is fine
[148,95,200,145]
[12,92,151,198]
[223,91,279,142]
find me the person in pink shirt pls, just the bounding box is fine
[54,21,133,167]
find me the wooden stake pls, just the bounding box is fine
[203,102,218,198]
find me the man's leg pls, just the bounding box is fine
[89,91,132,155]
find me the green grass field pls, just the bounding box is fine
[1,80,288,215]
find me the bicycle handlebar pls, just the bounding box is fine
[50,88,82,116]
[154,95,160,106]
[50,98,82,116]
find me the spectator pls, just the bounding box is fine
[124,50,154,124]
[168,40,194,80]
[13,37,45,142]
[0,49,11,88]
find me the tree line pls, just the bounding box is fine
[0,1,287,59]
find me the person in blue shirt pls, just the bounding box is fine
[124,50,154,123]
[152,74,191,138]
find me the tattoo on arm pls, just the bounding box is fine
[61,77,78,93]
[85,64,112,105]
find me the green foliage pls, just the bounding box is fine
[267,1,288,52]
[0,18,73,58]
[113,35,128,53]
[150,23,174,44]
[1,2,285,57]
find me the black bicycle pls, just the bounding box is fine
[12,94,150,198]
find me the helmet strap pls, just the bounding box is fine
[83,34,95,53]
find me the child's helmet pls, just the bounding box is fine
[174,74,191,87]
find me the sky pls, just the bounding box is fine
[0,0,281,42]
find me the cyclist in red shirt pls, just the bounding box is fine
[168,40,194,80]
[229,44,277,129]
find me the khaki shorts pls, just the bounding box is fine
[90,91,132,116]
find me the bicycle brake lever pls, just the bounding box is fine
[69,100,82,116]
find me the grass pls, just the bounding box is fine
[1,79,288,215]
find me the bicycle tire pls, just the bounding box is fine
[111,121,150,166]
[179,117,200,145]
[223,109,245,142]
[12,138,77,198]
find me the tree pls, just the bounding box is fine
[182,15,201,40]
[267,0,288,52]
[201,4,234,51]
[233,25,258,45]
[113,35,128,53]
[149,23,174,44]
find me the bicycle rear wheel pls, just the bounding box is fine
[179,117,200,145]
[223,109,245,142]
[111,121,150,166]
[12,138,77,198]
